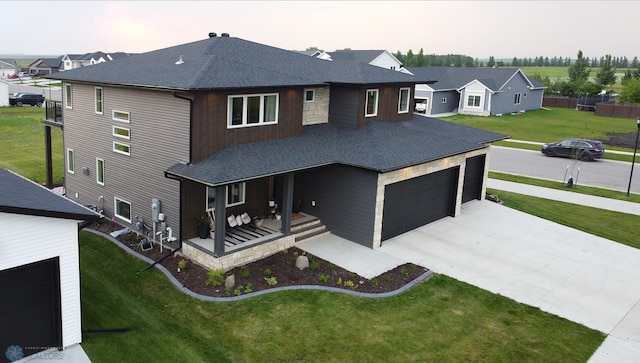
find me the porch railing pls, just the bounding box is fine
[45,100,63,124]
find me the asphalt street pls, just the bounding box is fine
[489,146,640,194]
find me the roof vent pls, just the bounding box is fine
[221,33,230,37]
[209,32,217,38]
[175,55,184,65]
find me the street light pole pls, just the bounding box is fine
[627,117,640,196]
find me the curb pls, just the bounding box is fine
[85,229,434,302]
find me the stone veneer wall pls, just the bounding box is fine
[372,147,490,249]
[302,86,330,125]
[182,235,297,271]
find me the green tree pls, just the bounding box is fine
[416,48,425,67]
[487,56,495,67]
[578,81,602,95]
[596,54,617,86]
[529,72,552,94]
[620,78,640,105]
[568,50,590,85]
[405,49,414,67]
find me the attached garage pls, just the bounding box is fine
[0,258,63,357]
[462,154,486,203]
[381,167,459,241]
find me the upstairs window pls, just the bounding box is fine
[67,148,74,173]
[65,83,72,109]
[96,158,104,185]
[113,110,130,123]
[467,94,482,108]
[365,89,379,117]
[304,89,315,102]
[514,93,522,105]
[113,126,130,140]
[95,87,103,114]
[398,87,410,113]
[228,93,278,128]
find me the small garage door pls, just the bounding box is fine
[0,257,62,358]
[462,155,486,203]
[382,167,459,241]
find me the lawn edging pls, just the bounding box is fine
[86,229,434,302]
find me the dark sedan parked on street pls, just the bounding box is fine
[541,139,605,161]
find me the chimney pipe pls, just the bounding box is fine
[209,32,217,38]
[221,33,230,37]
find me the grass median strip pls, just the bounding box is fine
[79,231,603,362]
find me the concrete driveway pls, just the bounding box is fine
[378,200,640,362]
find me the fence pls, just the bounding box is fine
[543,97,640,119]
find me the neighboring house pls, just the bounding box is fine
[29,56,64,74]
[0,169,100,360]
[48,33,506,271]
[0,80,8,106]
[322,49,409,72]
[0,58,18,78]
[59,51,133,71]
[407,67,547,116]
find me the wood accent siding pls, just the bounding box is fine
[63,84,190,239]
[191,87,304,162]
[357,83,415,127]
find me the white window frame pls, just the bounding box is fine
[112,110,130,123]
[113,141,131,156]
[206,182,246,210]
[441,97,447,103]
[96,158,104,185]
[114,196,132,223]
[398,87,410,114]
[514,93,522,105]
[365,89,379,117]
[65,83,72,109]
[227,93,279,128]
[466,94,482,108]
[112,125,130,140]
[66,148,74,174]
[304,89,315,102]
[95,87,103,114]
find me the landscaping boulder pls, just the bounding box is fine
[295,255,309,270]
[225,274,235,288]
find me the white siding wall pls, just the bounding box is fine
[459,81,491,116]
[369,52,403,70]
[0,212,83,349]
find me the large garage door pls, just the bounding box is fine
[462,155,486,203]
[0,258,62,359]
[382,167,459,241]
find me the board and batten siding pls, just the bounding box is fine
[63,84,190,238]
[0,212,83,349]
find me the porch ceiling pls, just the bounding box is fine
[165,115,508,186]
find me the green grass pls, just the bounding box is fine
[0,106,64,184]
[79,231,603,362]
[488,188,640,250]
[489,172,640,203]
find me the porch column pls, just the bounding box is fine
[281,173,294,235]
[44,125,53,189]
[213,185,226,257]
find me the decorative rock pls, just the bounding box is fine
[295,255,309,270]
[225,274,235,289]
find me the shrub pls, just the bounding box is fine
[239,266,250,278]
[386,275,393,283]
[244,283,253,293]
[205,269,226,287]
[225,287,231,296]
[177,259,188,271]
[336,277,342,286]
[319,274,329,283]
[400,267,408,277]
[264,276,278,286]
[327,263,334,271]
[263,268,272,277]
[310,259,320,270]
[343,280,357,289]
[370,278,379,287]
[409,264,417,272]
[234,286,244,296]
[348,272,355,280]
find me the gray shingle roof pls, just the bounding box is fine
[328,50,387,63]
[407,67,546,91]
[166,116,508,186]
[0,169,100,221]
[48,36,431,90]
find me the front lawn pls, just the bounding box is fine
[79,231,603,362]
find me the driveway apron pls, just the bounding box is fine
[378,200,640,361]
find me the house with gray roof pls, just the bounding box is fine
[0,58,19,78]
[0,169,99,360]
[59,51,134,71]
[28,56,64,74]
[321,49,407,72]
[407,66,546,116]
[47,33,506,271]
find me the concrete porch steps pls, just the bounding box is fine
[292,217,330,243]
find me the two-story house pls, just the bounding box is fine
[59,52,133,71]
[49,33,506,271]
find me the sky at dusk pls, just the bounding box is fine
[3,1,639,60]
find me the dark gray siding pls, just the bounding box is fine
[328,87,359,128]
[295,165,377,247]
[491,73,544,115]
[63,84,190,239]
[462,154,485,203]
[431,90,460,114]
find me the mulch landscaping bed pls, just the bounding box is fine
[89,219,429,298]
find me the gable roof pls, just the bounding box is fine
[48,36,431,90]
[0,59,17,69]
[166,116,508,186]
[406,67,546,92]
[328,50,388,63]
[0,169,100,221]
[29,56,63,68]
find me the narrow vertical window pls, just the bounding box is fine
[95,87,103,114]
[514,93,522,105]
[67,149,74,174]
[65,83,72,109]
[365,89,378,117]
[96,158,104,185]
[398,87,410,113]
